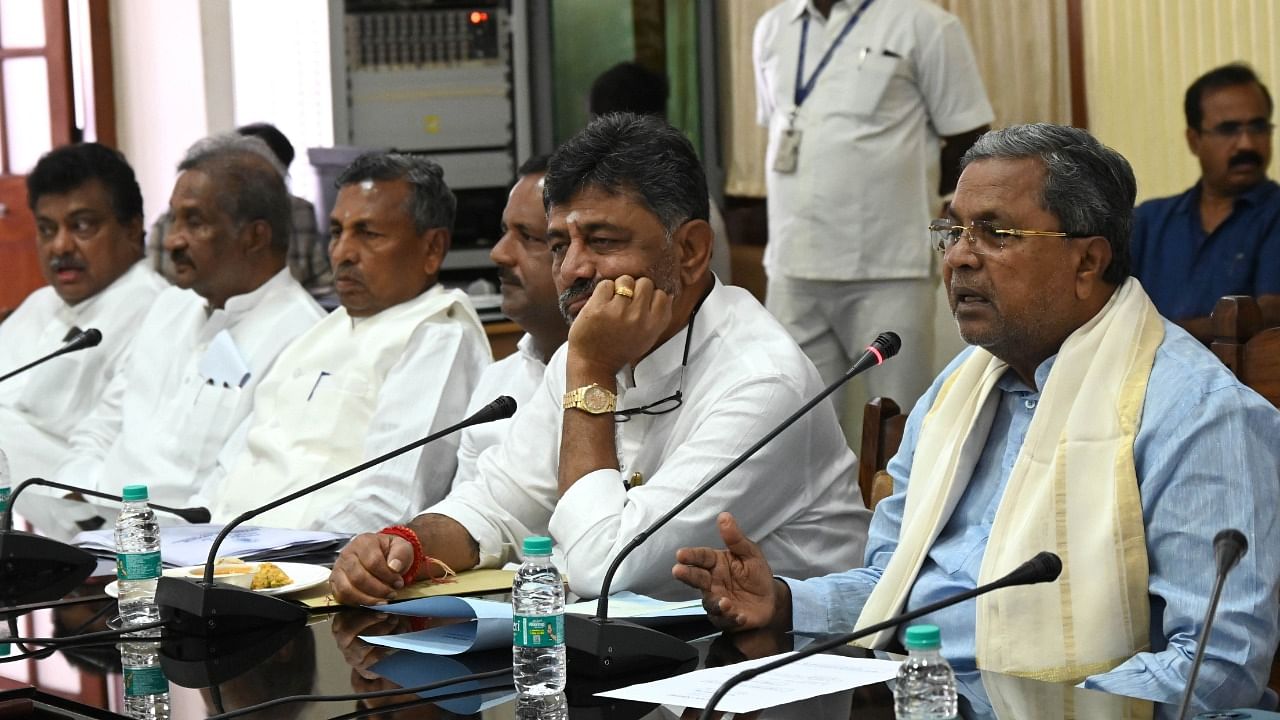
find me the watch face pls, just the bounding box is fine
[582,386,614,413]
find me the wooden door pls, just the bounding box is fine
[0,0,76,314]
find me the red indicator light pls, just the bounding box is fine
[469,11,489,24]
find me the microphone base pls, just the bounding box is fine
[0,531,96,609]
[159,615,306,688]
[156,576,307,636]
[565,614,699,678]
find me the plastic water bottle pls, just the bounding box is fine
[0,446,10,519]
[115,484,161,626]
[515,691,567,720]
[512,536,566,695]
[894,624,958,719]
[119,639,170,719]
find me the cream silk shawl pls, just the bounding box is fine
[854,278,1163,682]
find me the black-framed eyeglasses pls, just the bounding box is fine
[1199,119,1275,140]
[612,284,711,423]
[928,218,1092,256]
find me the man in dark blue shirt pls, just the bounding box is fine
[1131,63,1280,341]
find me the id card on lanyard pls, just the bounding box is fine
[773,0,877,174]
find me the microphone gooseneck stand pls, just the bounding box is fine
[566,332,902,677]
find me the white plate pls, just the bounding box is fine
[104,562,330,598]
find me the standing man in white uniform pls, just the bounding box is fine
[754,0,993,414]
[53,134,324,508]
[211,153,490,533]
[0,143,166,481]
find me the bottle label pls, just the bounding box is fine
[124,665,168,696]
[117,551,162,581]
[0,487,9,513]
[513,614,564,648]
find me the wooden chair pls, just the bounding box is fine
[858,397,906,510]
[1210,295,1280,408]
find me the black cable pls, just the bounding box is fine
[327,685,509,720]
[206,667,512,720]
[4,618,165,645]
[0,638,129,664]
[70,599,118,635]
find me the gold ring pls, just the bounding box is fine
[614,285,634,298]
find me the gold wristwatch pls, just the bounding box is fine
[562,383,616,414]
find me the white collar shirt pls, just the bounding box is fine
[0,261,167,480]
[210,285,491,533]
[754,0,993,280]
[452,333,550,491]
[430,280,871,599]
[53,268,323,509]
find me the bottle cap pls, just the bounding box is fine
[522,536,552,555]
[121,485,149,502]
[904,624,942,650]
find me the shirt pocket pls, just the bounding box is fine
[846,52,900,117]
[189,383,246,468]
[295,372,375,449]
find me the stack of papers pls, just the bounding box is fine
[597,653,902,712]
[73,524,350,568]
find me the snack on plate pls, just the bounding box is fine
[250,562,292,590]
[212,557,254,575]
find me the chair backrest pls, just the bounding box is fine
[858,397,906,509]
[1211,295,1280,408]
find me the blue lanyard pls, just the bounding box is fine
[794,0,877,108]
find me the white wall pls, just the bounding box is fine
[111,0,235,227]
[228,0,334,209]
[112,0,334,228]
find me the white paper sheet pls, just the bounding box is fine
[565,591,704,619]
[198,329,251,388]
[595,652,901,713]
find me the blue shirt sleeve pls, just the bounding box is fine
[1083,376,1280,710]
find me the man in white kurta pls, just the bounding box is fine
[0,262,164,481]
[210,153,489,533]
[435,279,868,598]
[52,134,323,509]
[453,156,566,489]
[0,143,167,481]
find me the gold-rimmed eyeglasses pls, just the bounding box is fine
[928,218,1091,256]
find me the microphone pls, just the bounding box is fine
[698,551,1062,720]
[1175,529,1249,720]
[0,327,102,384]
[155,396,518,635]
[0,477,212,609]
[565,332,902,677]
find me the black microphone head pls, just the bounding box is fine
[1213,528,1248,574]
[872,331,902,360]
[63,328,102,352]
[472,395,517,424]
[177,507,212,524]
[1003,551,1062,586]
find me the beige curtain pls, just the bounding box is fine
[935,0,1072,128]
[1083,0,1280,202]
[718,0,1071,199]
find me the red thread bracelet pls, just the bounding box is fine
[378,525,426,586]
